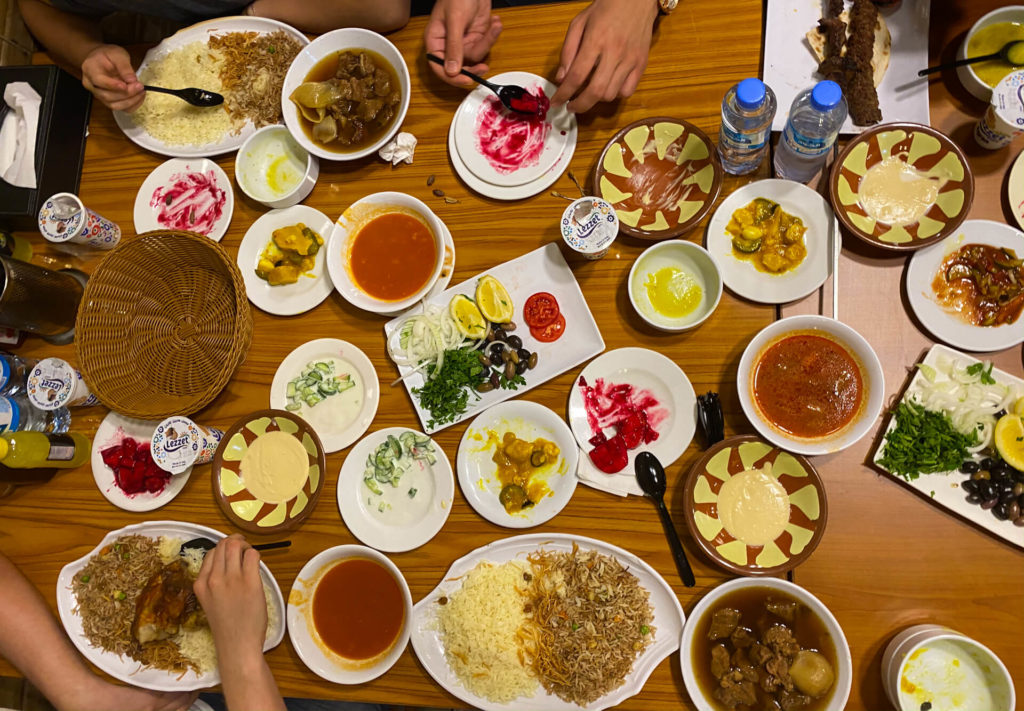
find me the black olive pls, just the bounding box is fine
[1014,470,1024,483]
[506,335,523,350]
[981,496,999,510]
[966,493,983,504]
[994,409,1007,418]
[999,479,1015,494]
[992,460,1011,476]
[1008,501,1021,520]
[979,481,995,498]
[516,360,528,375]
[981,457,996,470]
[489,371,500,388]
[993,503,1009,521]
[962,479,978,494]
[1001,491,1018,504]
[517,348,530,361]
[960,460,980,474]
[492,328,507,342]
[489,341,504,356]
[489,349,504,367]
[1015,516,1024,527]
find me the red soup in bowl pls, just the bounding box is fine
[347,210,437,302]
[751,331,864,439]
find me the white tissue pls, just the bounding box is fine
[0,82,41,189]
[378,131,417,166]
[575,449,644,498]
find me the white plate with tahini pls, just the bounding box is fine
[270,338,380,453]
[237,205,334,316]
[56,520,285,692]
[410,533,686,711]
[337,427,454,552]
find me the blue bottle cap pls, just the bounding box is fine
[811,80,843,111]
[736,78,766,110]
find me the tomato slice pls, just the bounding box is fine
[530,313,566,342]
[523,292,560,328]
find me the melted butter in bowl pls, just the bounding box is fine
[859,156,946,227]
[628,240,722,332]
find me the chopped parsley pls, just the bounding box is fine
[878,401,978,481]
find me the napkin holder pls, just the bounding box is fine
[0,66,91,231]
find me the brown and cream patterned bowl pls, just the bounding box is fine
[682,435,827,576]
[213,409,325,535]
[829,122,974,252]
[591,117,722,241]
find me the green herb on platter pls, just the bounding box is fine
[966,361,996,385]
[413,348,487,428]
[878,400,978,481]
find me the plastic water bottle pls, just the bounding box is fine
[0,393,70,433]
[717,78,777,175]
[774,81,849,183]
[0,352,36,397]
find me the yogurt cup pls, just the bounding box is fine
[975,70,1024,150]
[37,193,121,251]
[560,196,619,259]
[151,416,224,475]
[26,358,99,410]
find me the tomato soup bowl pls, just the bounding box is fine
[736,315,885,456]
[287,544,413,684]
[327,192,446,314]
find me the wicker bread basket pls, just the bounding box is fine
[76,230,252,418]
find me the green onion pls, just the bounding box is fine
[877,401,978,481]
[641,625,650,635]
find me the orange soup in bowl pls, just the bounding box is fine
[348,211,437,301]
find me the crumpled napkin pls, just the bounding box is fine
[575,448,644,497]
[378,131,417,166]
[0,82,41,189]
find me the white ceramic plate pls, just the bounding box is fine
[456,401,579,528]
[237,205,334,316]
[385,243,605,434]
[872,344,1024,551]
[1010,149,1024,232]
[568,348,697,495]
[410,533,685,711]
[287,545,413,684]
[91,411,190,512]
[763,0,930,134]
[337,427,454,552]
[737,315,886,456]
[705,179,836,304]
[448,73,577,201]
[114,17,309,158]
[269,339,380,453]
[56,520,286,692]
[133,158,233,241]
[906,220,1024,352]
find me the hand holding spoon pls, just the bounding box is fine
[635,451,696,587]
[425,54,547,117]
[180,537,290,557]
[918,40,1024,77]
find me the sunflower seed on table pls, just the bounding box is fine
[426,174,435,186]
[432,188,445,197]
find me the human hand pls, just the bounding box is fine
[425,0,502,88]
[81,44,145,112]
[80,682,197,711]
[550,0,659,113]
[193,535,267,659]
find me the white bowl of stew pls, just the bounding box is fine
[736,315,884,456]
[680,577,852,711]
[327,191,446,314]
[281,28,410,161]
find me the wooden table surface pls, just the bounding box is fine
[1,1,1021,710]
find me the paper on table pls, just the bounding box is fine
[378,131,417,165]
[763,0,930,134]
[0,82,41,189]
[575,448,644,497]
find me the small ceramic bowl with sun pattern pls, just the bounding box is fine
[213,409,326,535]
[682,435,827,576]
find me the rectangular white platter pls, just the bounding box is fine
[871,344,1024,550]
[763,0,930,134]
[385,243,605,434]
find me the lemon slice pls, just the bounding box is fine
[1013,397,1024,417]
[994,413,1024,472]
[475,275,514,324]
[449,294,487,339]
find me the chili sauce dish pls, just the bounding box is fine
[736,315,884,456]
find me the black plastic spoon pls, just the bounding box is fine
[179,537,291,557]
[144,85,224,107]
[918,39,1024,77]
[425,54,543,116]
[634,451,696,587]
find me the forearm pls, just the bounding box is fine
[215,648,285,711]
[16,0,104,78]
[0,553,103,710]
[246,0,410,34]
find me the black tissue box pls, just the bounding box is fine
[0,65,91,231]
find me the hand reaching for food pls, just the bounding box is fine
[81,44,145,113]
[194,535,267,653]
[425,0,503,88]
[551,0,659,113]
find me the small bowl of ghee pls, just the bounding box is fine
[628,240,722,332]
[957,6,1024,101]
[235,125,319,209]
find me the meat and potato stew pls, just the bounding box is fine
[694,588,838,711]
[290,50,401,152]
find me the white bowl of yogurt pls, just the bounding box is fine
[235,125,318,209]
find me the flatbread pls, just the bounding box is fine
[806,9,891,87]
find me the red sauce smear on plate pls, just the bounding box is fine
[100,434,171,496]
[150,170,226,235]
[474,87,551,174]
[579,376,668,473]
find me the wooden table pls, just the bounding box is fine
[1,1,1020,709]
